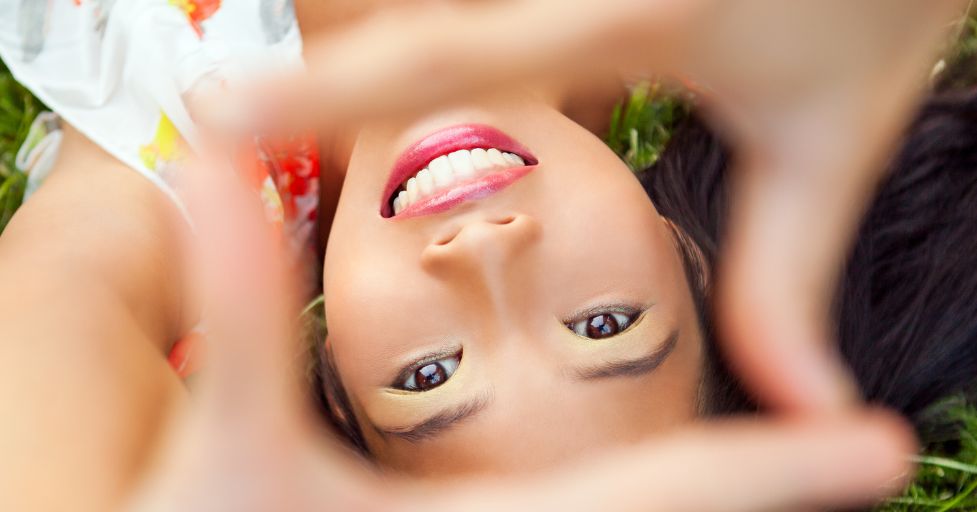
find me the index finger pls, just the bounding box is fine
[408,410,915,512]
[241,0,699,133]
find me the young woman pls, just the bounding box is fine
[0,0,968,509]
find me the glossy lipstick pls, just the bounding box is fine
[380,124,538,218]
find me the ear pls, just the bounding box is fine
[662,216,711,295]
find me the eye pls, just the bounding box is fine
[566,308,642,339]
[397,352,461,392]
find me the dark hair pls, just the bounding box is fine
[643,87,977,426]
[303,308,372,455]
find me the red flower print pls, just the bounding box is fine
[170,0,221,37]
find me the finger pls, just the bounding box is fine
[127,156,370,510]
[714,3,963,412]
[178,154,307,427]
[294,0,424,36]
[417,410,915,512]
[239,0,699,133]
[717,133,875,411]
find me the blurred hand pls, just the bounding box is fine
[241,0,969,412]
[124,163,914,511]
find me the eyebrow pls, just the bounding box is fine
[572,330,680,381]
[376,392,493,443]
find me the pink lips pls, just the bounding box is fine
[380,124,538,219]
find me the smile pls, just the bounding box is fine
[381,124,538,219]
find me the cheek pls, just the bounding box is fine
[565,329,705,441]
[536,189,693,320]
[323,253,419,383]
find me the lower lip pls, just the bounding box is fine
[393,165,536,219]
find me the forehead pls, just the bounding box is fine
[365,330,703,477]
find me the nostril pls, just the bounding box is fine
[433,216,517,246]
[434,227,461,246]
[422,213,540,274]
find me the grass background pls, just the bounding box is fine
[0,59,40,233]
[2,15,977,510]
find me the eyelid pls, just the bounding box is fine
[390,347,463,389]
[378,392,494,443]
[561,303,648,331]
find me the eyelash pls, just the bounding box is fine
[394,350,462,392]
[391,305,642,391]
[564,305,644,339]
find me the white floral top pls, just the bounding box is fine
[0,0,321,378]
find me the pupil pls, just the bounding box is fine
[586,314,619,338]
[415,363,447,390]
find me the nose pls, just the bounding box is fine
[420,213,541,281]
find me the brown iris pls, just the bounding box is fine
[586,313,621,339]
[413,362,448,391]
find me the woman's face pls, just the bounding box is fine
[324,92,703,478]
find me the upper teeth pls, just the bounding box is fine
[392,148,526,215]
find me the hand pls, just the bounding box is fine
[123,162,914,512]
[237,0,969,412]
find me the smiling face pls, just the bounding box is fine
[323,92,704,478]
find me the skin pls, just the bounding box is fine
[324,92,704,476]
[0,125,188,510]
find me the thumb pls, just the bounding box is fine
[710,0,963,413]
[178,152,310,431]
[716,83,927,412]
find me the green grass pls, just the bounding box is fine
[879,400,977,511]
[604,81,689,172]
[0,59,41,234]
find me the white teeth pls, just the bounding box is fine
[486,148,508,167]
[416,168,434,195]
[391,147,531,216]
[448,149,475,178]
[406,177,419,203]
[471,148,492,171]
[430,155,453,188]
[394,191,407,215]
[503,152,525,166]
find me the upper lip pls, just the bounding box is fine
[380,124,538,218]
